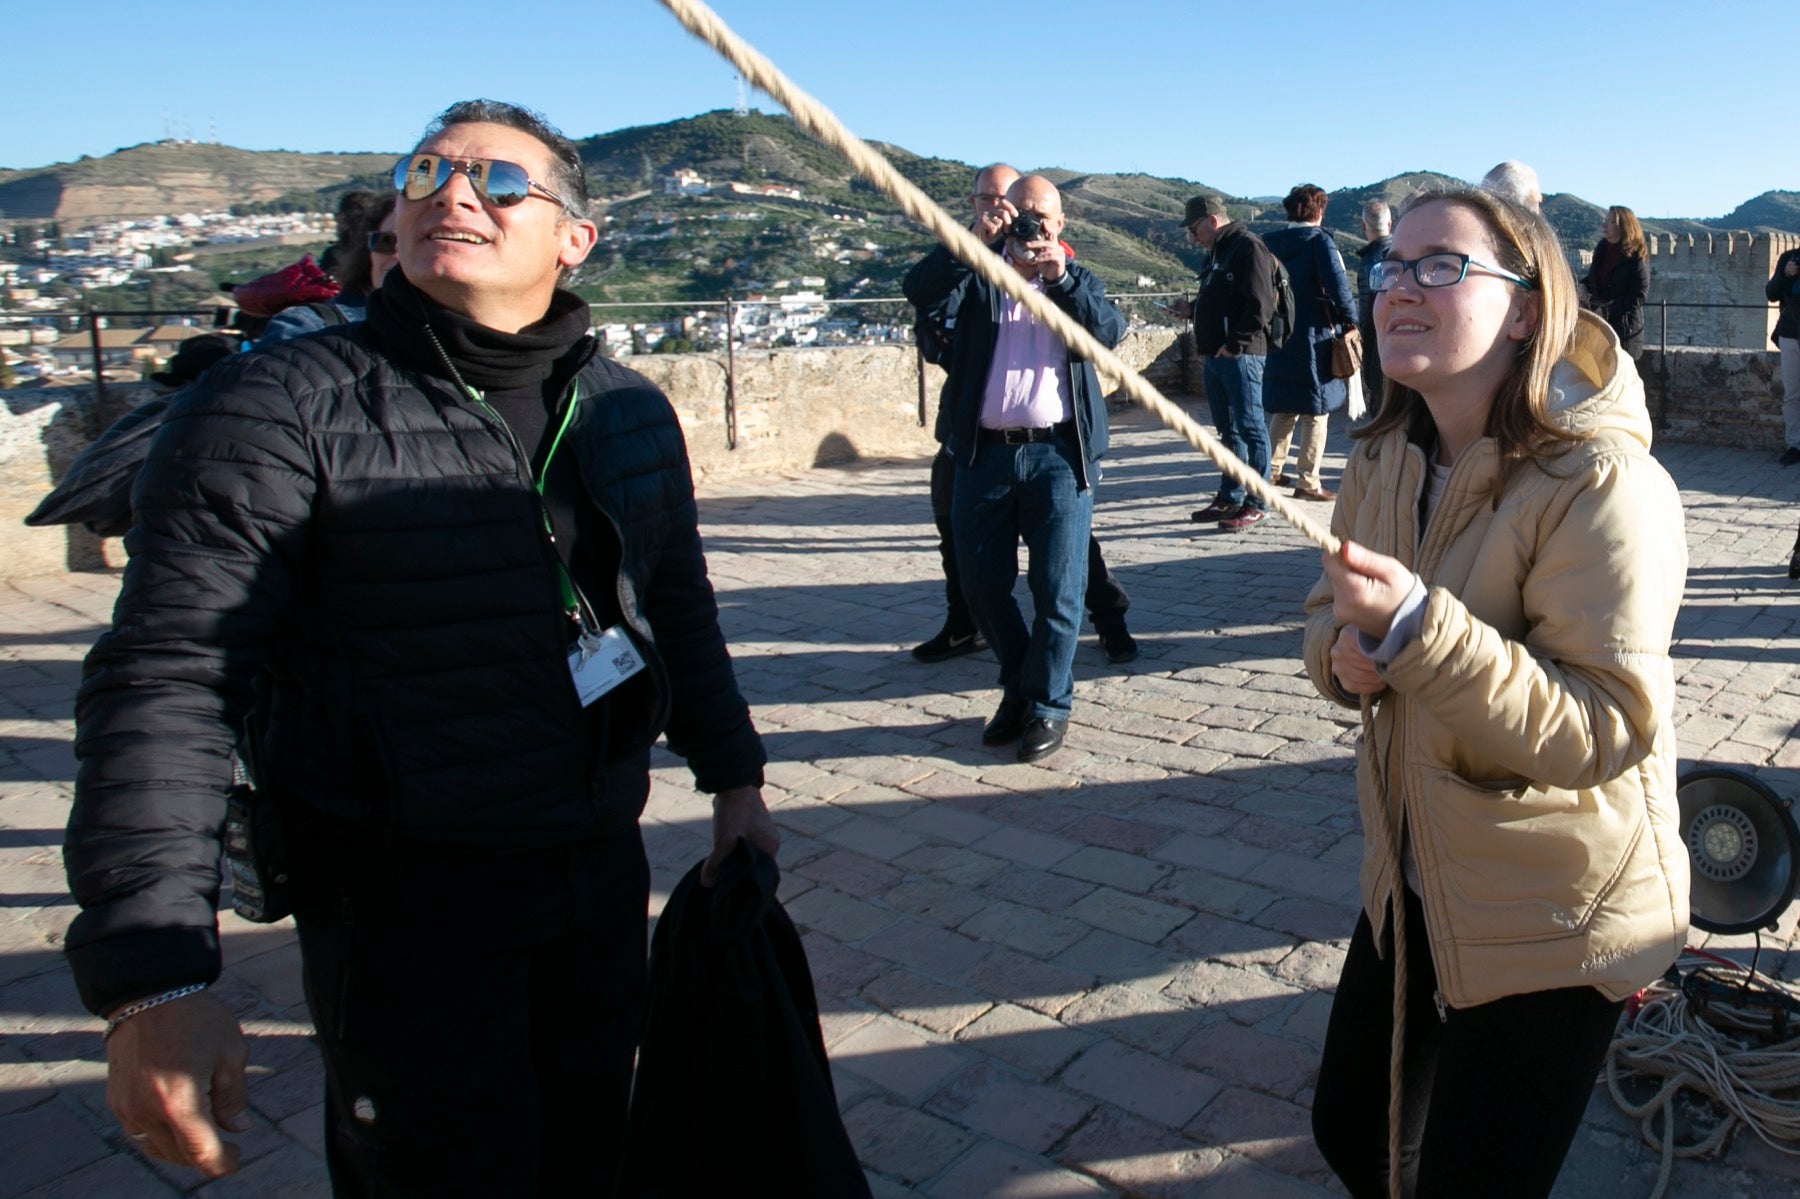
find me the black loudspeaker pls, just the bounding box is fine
[1677,767,1800,935]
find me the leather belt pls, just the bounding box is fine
[978,420,1075,446]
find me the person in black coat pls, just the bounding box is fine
[64,99,778,1195]
[1263,184,1356,503]
[1579,205,1651,361]
[1767,244,1800,464]
[1354,200,1393,413]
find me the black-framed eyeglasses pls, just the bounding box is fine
[366,231,397,254]
[392,153,566,210]
[1369,252,1534,292]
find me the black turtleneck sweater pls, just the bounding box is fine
[365,271,657,760]
[364,271,622,635]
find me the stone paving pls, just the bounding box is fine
[2,401,1799,1198]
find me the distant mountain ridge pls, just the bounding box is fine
[5,112,1795,294]
[0,141,396,222]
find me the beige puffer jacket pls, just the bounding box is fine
[1303,311,1690,1009]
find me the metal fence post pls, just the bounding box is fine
[916,343,928,428]
[1656,300,1669,430]
[723,296,737,451]
[85,308,106,406]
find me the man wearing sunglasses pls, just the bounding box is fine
[64,99,777,1194]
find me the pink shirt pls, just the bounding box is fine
[979,275,1074,429]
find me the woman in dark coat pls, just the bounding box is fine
[1264,184,1357,502]
[1580,205,1651,361]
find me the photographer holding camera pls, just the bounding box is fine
[910,166,1137,670]
[903,175,1124,762]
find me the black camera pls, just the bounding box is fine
[1008,213,1045,243]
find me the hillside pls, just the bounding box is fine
[0,141,395,221]
[6,113,1796,307]
[1709,191,1800,234]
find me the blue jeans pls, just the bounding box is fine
[1203,353,1269,509]
[952,435,1093,721]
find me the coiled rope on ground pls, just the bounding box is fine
[1605,953,1800,1199]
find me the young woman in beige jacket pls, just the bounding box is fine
[1302,186,1690,1198]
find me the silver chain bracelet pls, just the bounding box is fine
[103,983,209,1041]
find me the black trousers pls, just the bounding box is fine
[290,827,650,1197]
[1358,316,1385,415]
[929,447,1129,633]
[1311,888,1624,1199]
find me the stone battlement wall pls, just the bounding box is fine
[0,330,1181,580]
[1639,229,1800,349]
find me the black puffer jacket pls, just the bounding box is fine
[64,319,765,1015]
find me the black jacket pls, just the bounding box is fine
[619,843,870,1198]
[1581,241,1651,356]
[902,245,1123,489]
[1768,247,1800,344]
[1262,224,1356,416]
[64,315,765,1015]
[1355,234,1393,333]
[1192,222,1277,357]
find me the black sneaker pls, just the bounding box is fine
[912,626,985,663]
[1781,447,1800,467]
[1097,626,1138,664]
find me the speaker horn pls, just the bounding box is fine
[1677,767,1800,936]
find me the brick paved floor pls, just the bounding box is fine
[2,402,1797,1197]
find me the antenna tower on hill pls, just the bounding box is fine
[733,73,748,117]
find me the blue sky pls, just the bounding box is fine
[5,0,1789,219]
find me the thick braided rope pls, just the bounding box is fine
[654,0,1338,556]
[1360,699,1406,1199]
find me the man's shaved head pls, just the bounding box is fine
[1007,174,1063,217]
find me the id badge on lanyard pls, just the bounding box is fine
[568,625,646,707]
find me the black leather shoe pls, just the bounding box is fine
[913,625,985,663]
[1097,626,1138,665]
[1017,718,1066,762]
[981,697,1030,745]
[1782,446,1800,467]
[1190,497,1240,522]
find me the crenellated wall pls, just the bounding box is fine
[1638,230,1800,349]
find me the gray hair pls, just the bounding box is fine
[415,99,591,220]
[1362,199,1392,234]
[1479,160,1542,212]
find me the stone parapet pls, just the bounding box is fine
[1641,344,1786,449]
[3,331,1778,581]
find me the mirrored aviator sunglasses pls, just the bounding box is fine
[392,153,559,209]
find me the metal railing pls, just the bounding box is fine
[4,294,1779,448]
[1641,300,1782,429]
